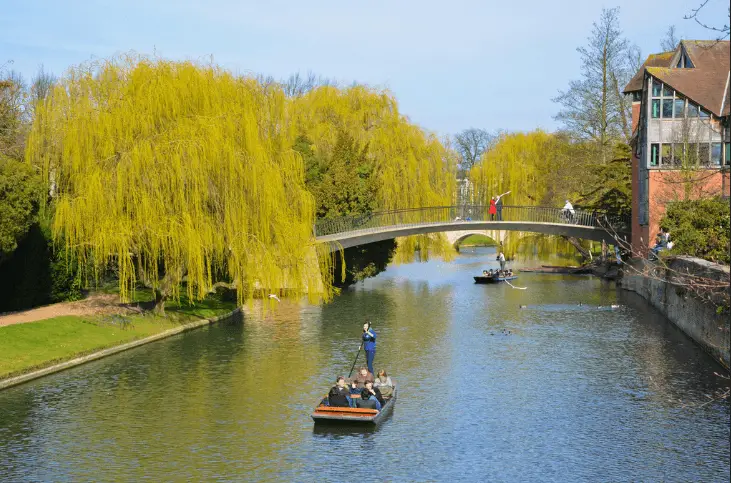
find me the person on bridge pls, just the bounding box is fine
[489,197,497,220]
[362,322,377,374]
[497,252,506,272]
[494,191,511,221]
[562,200,575,222]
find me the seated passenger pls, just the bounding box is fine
[351,367,375,388]
[359,382,382,410]
[328,376,352,407]
[483,270,488,275]
[349,379,361,395]
[365,380,385,407]
[488,269,494,277]
[374,370,394,398]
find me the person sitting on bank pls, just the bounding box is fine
[374,370,394,398]
[328,376,352,408]
[358,381,382,410]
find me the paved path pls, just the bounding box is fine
[0,294,141,327]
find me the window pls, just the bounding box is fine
[726,143,731,166]
[674,98,686,118]
[672,144,685,166]
[685,143,699,165]
[711,143,722,166]
[699,109,710,119]
[677,50,695,68]
[663,85,674,97]
[650,143,659,166]
[687,102,699,117]
[632,91,642,102]
[662,144,672,165]
[652,79,662,97]
[651,100,661,118]
[662,99,674,118]
[699,144,710,165]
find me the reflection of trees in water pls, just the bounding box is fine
[0,390,39,479]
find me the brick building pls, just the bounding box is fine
[623,40,730,253]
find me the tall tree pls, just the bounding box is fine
[660,25,680,51]
[553,7,637,161]
[454,128,492,173]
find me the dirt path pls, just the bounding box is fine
[0,294,143,327]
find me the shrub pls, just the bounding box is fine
[660,197,730,264]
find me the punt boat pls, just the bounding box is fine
[311,387,397,425]
[474,274,518,284]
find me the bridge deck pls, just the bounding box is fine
[314,205,630,250]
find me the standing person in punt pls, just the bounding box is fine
[494,191,510,221]
[362,322,377,375]
[497,251,506,272]
[328,376,352,407]
[374,370,394,398]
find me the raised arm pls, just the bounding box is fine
[497,191,511,200]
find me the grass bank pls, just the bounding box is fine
[457,234,497,247]
[0,291,238,380]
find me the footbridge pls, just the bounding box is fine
[314,205,630,250]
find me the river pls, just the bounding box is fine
[1,247,729,482]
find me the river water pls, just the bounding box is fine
[1,247,729,482]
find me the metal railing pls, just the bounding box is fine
[314,205,630,238]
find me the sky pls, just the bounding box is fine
[1,0,728,136]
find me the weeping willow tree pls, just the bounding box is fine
[26,56,334,312]
[469,130,592,258]
[25,56,457,311]
[291,86,456,262]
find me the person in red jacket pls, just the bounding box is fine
[489,197,497,220]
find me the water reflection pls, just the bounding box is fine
[0,248,728,482]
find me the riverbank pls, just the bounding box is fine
[0,293,240,387]
[619,256,730,369]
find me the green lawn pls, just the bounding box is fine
[458,234,497,247]
[0,294,238,380]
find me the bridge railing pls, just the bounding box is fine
[314,205,630,238]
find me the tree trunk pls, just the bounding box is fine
[154,289,167,315]
[564,236,592,262]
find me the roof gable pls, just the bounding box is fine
[624,41,730,117]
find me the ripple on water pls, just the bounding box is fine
[0,252,729,482]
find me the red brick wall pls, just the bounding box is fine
[631,102,641,133]
[645,169,730,248]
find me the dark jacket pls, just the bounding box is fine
[328,386,350,407]
[362,329,377,351]
[360,387,383,410]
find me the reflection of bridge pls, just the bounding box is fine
[315,205,631,250]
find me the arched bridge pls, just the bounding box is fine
[314,205,630,250]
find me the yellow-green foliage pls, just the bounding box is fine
[291,85,456,260]
[27,56,329,306]
[469,131,586,257]
[25,56,456,306]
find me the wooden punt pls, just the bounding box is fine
[311,387,397,425]
[474,275,518,284]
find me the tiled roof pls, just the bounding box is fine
[624,40,730,118]
[623,51,674,93]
